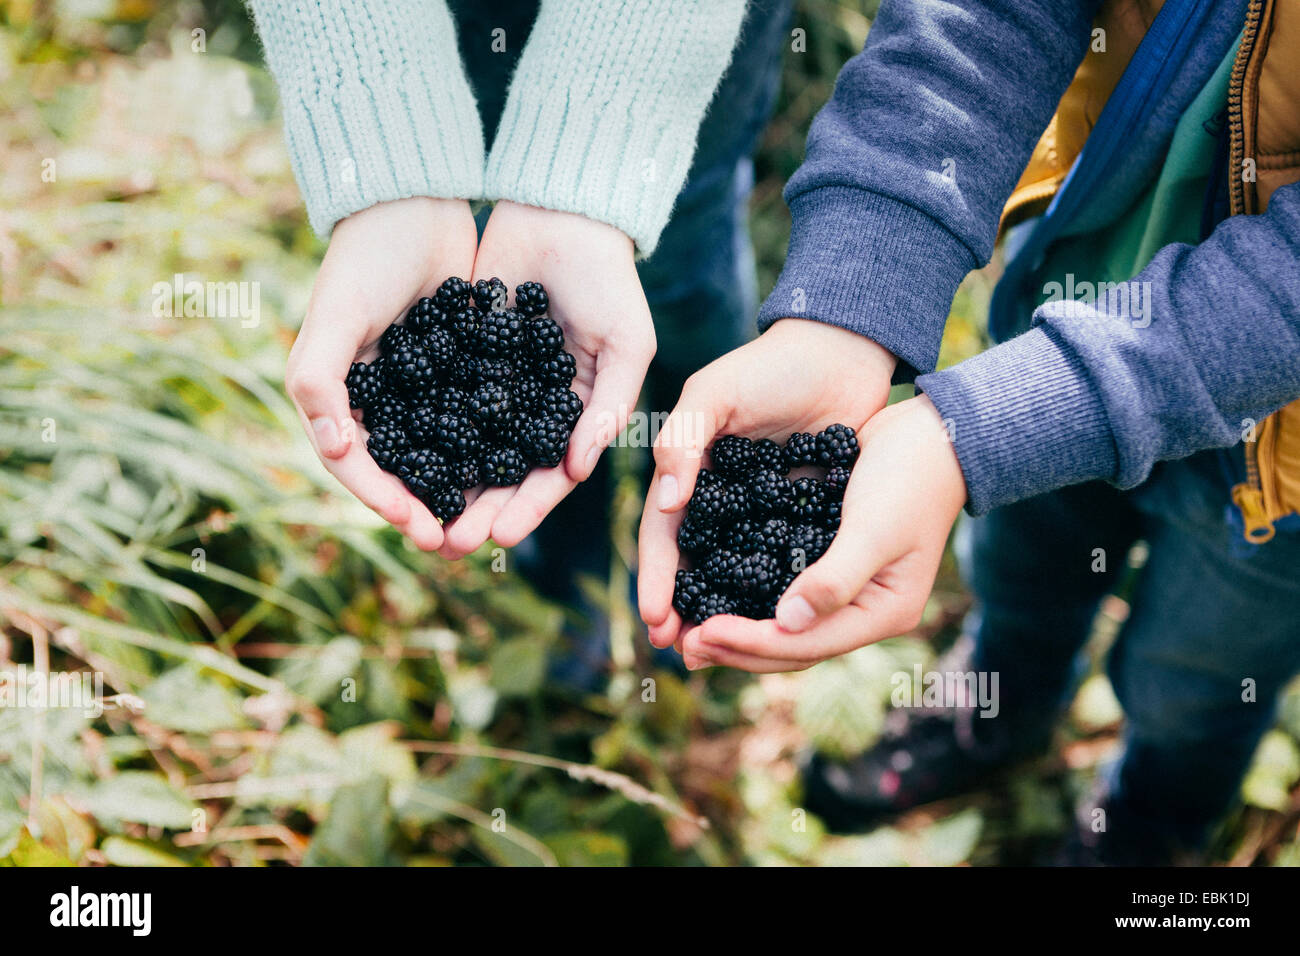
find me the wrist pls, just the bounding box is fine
[766,316,899,382]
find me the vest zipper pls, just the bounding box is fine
[1227,0,1274,543]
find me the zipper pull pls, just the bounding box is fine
[1232,482,1276,543]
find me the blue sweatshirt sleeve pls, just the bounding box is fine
[756,0,1101,380]
[917,182,1300,514]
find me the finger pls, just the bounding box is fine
[647,614,685,650]
[285,318,374,461]
[489,465,578,548]
[650,378,723,512]
[702,591,918,660]
[638,468,686,630]
[440,485,514,558]
[683,639,813,674]
[564,350,650,483]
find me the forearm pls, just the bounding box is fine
[918,183,1300,514]
[249,0,484,235]
[483,0,748,257]
[757,0,1101,379]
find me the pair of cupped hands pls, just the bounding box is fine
[289,197,968,673]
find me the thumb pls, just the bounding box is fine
[651,377,723,512]
[285,322,363,460]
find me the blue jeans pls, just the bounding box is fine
[453,0,794,677]
[958,446,1300,848]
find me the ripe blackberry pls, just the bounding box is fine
[785,522,831,570]
[431,413,482,461]
[816,423,860,467]
[687,470,748,525]
[404,297,444,336]
[472,276,508,311]
[752,438,785,473]
[512,375,546,411]
[702,548,744,590]
[538,388,583,428]
[535,351,577,386]
[366,422,409,472]
[732,550,781,596]
[519,416,570,467]
[365,395,408,429]
[784,431,818,468]
[695,590,739,621]
[677,513,720,557]
[722,518,762,552]
[789,476,827,521]
[453,456,481,490]
[524,316,565,362]
[481,445,529,486]
[424,486,466,522]
[742,592,781,621]
[405,404,442,446]
[346,360,385,411]
[673,569,708,621]
[748,468,795,517]
[468,355,515,383]
[396,448,455,493]
[825,466,852,499]
[386,344,439,397]
[422,326,458,371]
[747,517,791,556]
[514,281,549,319]
[475,309,525,357]
[467,383,513,431]
[710,435,757,480]
[447,353,476,387]
[434,276,472,314]
[449,308,481,349]
[380,323,416,358]
[824,499,842,533]
[436,386,469,417]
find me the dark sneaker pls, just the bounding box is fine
[1053,784,1202,867]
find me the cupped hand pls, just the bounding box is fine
[285,197,478,551]
[668,394,967,672]
[436,200,657,559]
[637,318,899,653]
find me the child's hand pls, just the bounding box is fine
[668,395,966,671]
[436,201,657,558]
[637,318,898,650]
[285,197,478,551]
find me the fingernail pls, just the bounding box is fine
[657,474,679,511]
[585,444,600,474]
[683,654,712,671]
[776,595,815,633]
[311,417,341,455]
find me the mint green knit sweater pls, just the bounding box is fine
[249,0,748,256]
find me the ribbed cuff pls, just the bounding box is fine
[756,187,976,382]
[252,1,485,237]
[916,325,1120,515]
[484,1,747,257]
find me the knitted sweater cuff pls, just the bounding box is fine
[484,0,747,257]
[756,187,976,382]
[251,0,484,237]
[916,325,1120,515]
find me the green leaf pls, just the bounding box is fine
[0,829,75,867]
[544,831,628,867]
[303,776,393,867]
[85,772,197,830]
[100,836,190,867]
[140,666,248,733]
[488,638,547,698]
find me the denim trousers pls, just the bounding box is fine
[958,446,1300,848]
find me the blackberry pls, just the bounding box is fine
[535,351,577,386]
[468,355,515,383]
[366,395,409,429]
[436,386,469,417]
[785,522,831,570]
[824,499,843,533]
[677,513,720,557]
[422,326,458,371]
[825,466,852,499]
[514,281,549,318]
[784,431,818,468]
[695,590,739,621]
[380,323,416,358]
[710,435,757,480]
[366,422,409,472]
[687,470,748,525]
[404,297,444,336]
[673,569,708,620]
[732,551,781,596]
[447,353,477,387]
[748,468,795,517]
[741,592,781,621]
[475,309,525,357]
[789,476,827,521]
[524,316,565,362]
[747,517,791,556]
[467,383,513,431]
[406,404,442,446]
[816,423,860,467]
[396,448,455,493]
[386,344,439,397]
[519,416,570,468]
[431,413,482,461]
[346,360,385,411]
[481,445,529,486]
[424,486,466,522]
[752,438,785,473]
[434,276,472,314]
[472,276,508,311]
[702,548,745,590]
[722,518,762,552]
[538,388,583,428]
[449,308,481,348]
[453,456,481,490]
[512,375,547,412]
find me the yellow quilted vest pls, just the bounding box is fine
[1001,0,1300,543]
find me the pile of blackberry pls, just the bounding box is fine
[344,277,582,522]
[672,425,859,624]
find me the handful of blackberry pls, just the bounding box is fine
[673,425,859,624]
[344,277,582,522]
